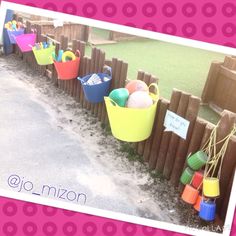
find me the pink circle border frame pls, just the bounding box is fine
[1,0,236,235]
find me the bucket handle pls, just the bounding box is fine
[149,83,159,102]
[75,50,81,59]
[77,76,84,83]
[103,66,112,77]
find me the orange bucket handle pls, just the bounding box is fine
[75,50,81,59]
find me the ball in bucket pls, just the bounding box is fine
[126,91,153,109]
[109,88,129,107]
[125,80,148,94]
[62,51,76,62]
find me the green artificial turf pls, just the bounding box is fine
[86,37,226,123]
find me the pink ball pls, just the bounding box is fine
[125,80,148,94]
[127,91,153,109]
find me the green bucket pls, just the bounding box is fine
[187,151,208,171]
[180,167,194,185]
[33,45,55,65]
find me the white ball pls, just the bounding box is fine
[127,91,153,109]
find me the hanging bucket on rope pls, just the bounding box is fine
[15,33,36,52]
[104,83,159,142]
[201,125,236,199]
[181,184,199,205]
[203,177,220,198]
[54,50,81,80]
[192,171,203,190]
[193,195,203,212]
[199,200,216,221]
[187,151,208,170]
[7,28,25,44]
[33,45,56,65]
[180,167,194,185]
[78,66,112,103]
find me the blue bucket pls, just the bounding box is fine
[78,66,112,103]
[7,28,25,44]
[199,200,216,221]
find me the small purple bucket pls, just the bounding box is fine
[7,28,25,44]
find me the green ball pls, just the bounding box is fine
[109,88,129,107]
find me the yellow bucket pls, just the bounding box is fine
[104,83,159,142]
[203,177,220,198]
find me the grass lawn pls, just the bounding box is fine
[86,37,226,123]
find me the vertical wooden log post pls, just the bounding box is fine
[170,96,201,186]
[219,168,235,220]
[93,48,105,116]
[59,35,69,91]
[101,59,113,124]
[79,56,89,108]
[52,41,60,87]
[70,40,86,99]
[138,74,159,160]
[101,58,128,126]
[201,62,222,103]
[136,73,152,156]
[223,56,236,70]
[218,137,236,218]
[187,118,208,156]
[84,57,92,109]
[24,21,31,64]
[155,90,182,172]
[163,92,191,179]
[211,111,236,177]
[148,99,170,169]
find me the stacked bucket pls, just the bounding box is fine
[180,150,217,222]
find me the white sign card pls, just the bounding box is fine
[164,110,190,140]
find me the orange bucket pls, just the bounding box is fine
[181,184,199,205]
[54,50,81,80]
[194,195,203,211]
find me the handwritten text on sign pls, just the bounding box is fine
[164,110,190,139]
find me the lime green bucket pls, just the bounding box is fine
[180,167,194,185]
[187,151,208,170]
[33,45,55,65]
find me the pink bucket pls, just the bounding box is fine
[15,33,36,52]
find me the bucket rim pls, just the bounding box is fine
[15,33,36,39]
[32,45,56,52]
[198,151,208,162]
[201,200,216,206]
[7,28,25,33]
[185,167,194,175]
[53,56,80,65]
[185,184,199,192]
[203,177,219,182]
[104,96,158,111]
[194,171,204,175]
[78,73,112,86]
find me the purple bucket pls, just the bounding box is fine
[15,33,36,52]
[7,28,25,44]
